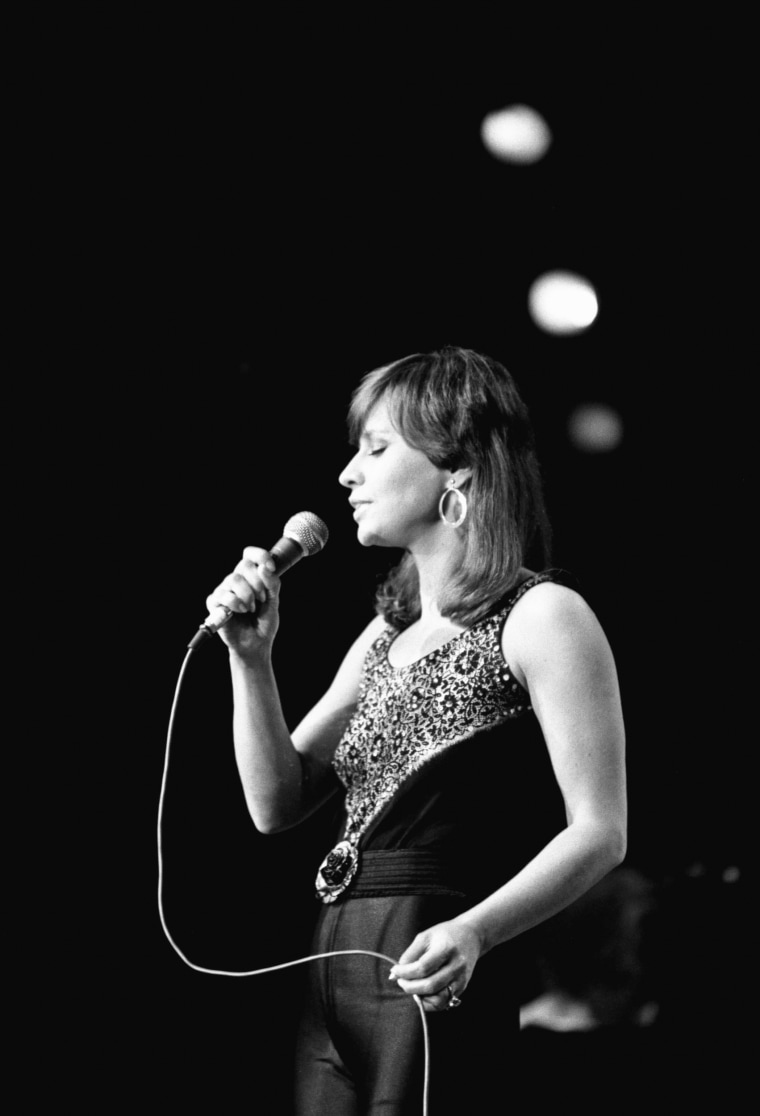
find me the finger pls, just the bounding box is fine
[419,989,453,1014]
[420,974,467,1011]
[241,546,272,566]
[226,571,264,609]
[258,559,281,597]
[231,563,269,606]
[205,581,249,616]
[391,940,446,982]
[236,553,280,603]
[392,931,434,974]
[395,965,460,999]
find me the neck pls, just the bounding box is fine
[409,529,466,623]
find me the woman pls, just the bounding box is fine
[207,346,627,1114]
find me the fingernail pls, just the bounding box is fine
[388,969,397,980]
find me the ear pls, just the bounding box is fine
[449,466,473,488]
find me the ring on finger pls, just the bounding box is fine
[446,984,463,1009]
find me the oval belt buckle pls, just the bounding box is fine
[315,839,359,903]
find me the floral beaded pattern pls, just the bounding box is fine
[316,574,564,901]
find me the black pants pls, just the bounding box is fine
[293,893,519,1115]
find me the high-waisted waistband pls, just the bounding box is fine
[345,849,466,900]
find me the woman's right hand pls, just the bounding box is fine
[205,546,282,661]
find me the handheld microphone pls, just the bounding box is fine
[188,511,329,649]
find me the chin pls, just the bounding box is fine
[356,529,383,548]
[356,524,401,549]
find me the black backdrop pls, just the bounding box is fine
[25,14,751,1111]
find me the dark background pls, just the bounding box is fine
[23,12,750,1111]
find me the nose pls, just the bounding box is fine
[338,449,363,489]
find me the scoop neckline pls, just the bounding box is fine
[383,570,551,672]
[385,617,475,672]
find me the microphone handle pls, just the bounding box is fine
[188,536,304,649]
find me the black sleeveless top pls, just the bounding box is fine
[315,570,574,904]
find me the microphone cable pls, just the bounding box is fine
[158,644,432,1115]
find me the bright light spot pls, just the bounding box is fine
[528,271,599,334]
[568,403,624,453]
[480,104,552,164]
[722,865,741,884]
[636,1002,660,1028]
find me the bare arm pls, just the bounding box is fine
[207,545,386,833]
[230,615,386,833]
[459,583,627,946]
[390,584,627,1009]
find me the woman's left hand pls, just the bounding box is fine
[389,919,482,1013]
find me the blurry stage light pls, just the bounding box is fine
[568,403,624,453]
[480,104,552,164]
[528,271,599,335]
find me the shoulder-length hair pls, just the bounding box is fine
[347,345,552,628]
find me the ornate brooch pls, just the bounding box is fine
[314,839,359,903]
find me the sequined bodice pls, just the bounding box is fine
[313,571,573,902]
[332,588,541,851]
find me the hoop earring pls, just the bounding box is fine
[438,480,468,528]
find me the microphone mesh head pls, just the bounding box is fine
[283,511,329,556]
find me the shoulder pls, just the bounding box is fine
[508,578,596,632]
[501,578,612,689]
[343,612,390,667]
[320,613,389,697]
[361,611,392,641]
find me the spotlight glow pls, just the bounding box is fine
[568,403,624,453]
[480,104,552,164]
[528,271,599,335]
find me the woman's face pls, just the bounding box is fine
[338,398,448,549]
